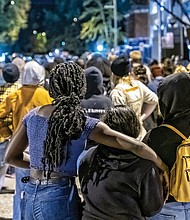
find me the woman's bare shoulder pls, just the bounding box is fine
[36,104,55,118]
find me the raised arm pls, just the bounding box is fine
[4,123,30,169]
[89,121,168,172]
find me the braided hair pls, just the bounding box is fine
[43,62,87,178]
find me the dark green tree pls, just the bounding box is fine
[0,0,30,43]
[42,0,86,55]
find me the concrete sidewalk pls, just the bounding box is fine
[0,175,14,220]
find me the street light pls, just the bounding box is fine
[104,0,118,49]
[33,30,37,35]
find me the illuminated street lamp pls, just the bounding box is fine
[33,30,37,35]
[97,44,104,52]
[73,17,78,22]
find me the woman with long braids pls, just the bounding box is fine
[5,62,168,220]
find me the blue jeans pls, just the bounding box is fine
[20,179,82,220]
[148,202,190,220]
[13,168,30,220]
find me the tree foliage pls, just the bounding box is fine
[0,0,30,43]
[33,32,47,53]
[79,0,132,49]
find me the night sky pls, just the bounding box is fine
[32,0,54,4]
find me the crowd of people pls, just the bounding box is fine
[0,49,189,219]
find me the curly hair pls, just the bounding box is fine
[43,62,87,178]
[101,106,140,138]
[132,65,148,85]
[81,106,141,193]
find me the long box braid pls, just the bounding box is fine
[42,62,87,179]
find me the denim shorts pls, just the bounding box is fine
[20,178,82,220]
[148,202,190,220]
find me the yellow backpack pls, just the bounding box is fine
[162,124,190,202]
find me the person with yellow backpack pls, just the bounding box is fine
[143,72,190,220]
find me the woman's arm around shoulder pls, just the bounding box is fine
[89,121,168,172]
[4,123,30,169]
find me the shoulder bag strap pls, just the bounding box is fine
[161,124,187,140]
